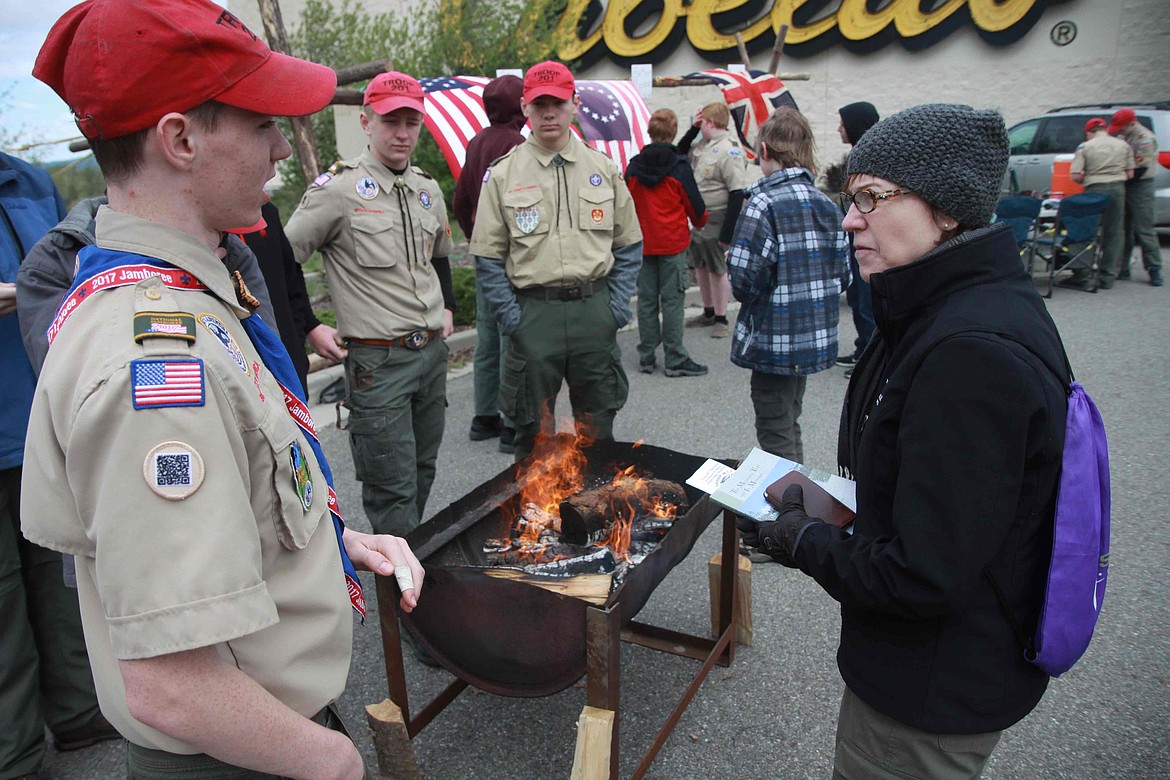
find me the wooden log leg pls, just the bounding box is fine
[584,604,621,780]
[365,699,422,780]
[570,706,616,780]
[708,552,753,647]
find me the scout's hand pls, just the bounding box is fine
[0,283,16,317]
[441,308,454,339]
[307,323,347,361]
[734,484,822,568]
[341,529,426,612]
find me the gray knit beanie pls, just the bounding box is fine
[846,103,1008,229]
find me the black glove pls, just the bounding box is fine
[734,483,822,567]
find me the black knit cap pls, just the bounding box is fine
[838,101,879,145]
[846,103,1009,229]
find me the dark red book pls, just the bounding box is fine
[763,470,855,528]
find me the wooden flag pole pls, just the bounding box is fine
[768,24,790,74]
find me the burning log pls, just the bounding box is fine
[482,569,612,605]
[560,479,688,545]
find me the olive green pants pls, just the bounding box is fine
[1,467,102,779]
[344,340,447,536]
[636,252,692,370]
[501,289,629,461]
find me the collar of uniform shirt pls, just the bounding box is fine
[526,134,581,167]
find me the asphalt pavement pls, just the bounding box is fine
[41,249,1170,779]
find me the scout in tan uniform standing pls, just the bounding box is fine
[21,2,423,777]
[471,61,643,461]
[286,72,455,537]
[1065,117,1133,289]
[1109,107,1163,285]
[684,103,753,338]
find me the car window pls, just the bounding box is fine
[1035,116,1105,154]
[1008,119,1040,155]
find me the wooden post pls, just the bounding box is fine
[570,706,616,780]
[768,24,790,74]
[733,32,752,70]
[256,0,321,181]
[365,699,422,780]
[708,552,752,646]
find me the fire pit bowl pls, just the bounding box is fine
[398,439,721,697]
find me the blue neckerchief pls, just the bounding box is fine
[57,246,365,618]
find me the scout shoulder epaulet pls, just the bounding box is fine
[310,161,346,188]
[411,165,435,181]
[488,147,520,169]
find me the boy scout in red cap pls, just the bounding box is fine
[470,61,643,461]
[1066,117,1134,289]
[1108,108,1163,285]
[21,2,423,777]
[285,71,455,539]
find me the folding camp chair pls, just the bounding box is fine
[1024,192,1111,298]
[994,195,1043,268]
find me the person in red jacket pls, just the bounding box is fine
[625,109,709,377]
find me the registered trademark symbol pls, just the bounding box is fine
[1051,21,1077,46]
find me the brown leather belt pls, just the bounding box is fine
[348,330,440,350]
[514,278,606,301]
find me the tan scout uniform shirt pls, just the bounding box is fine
[469,135,641,288]
[1071,134,1135,186]
[1119,122,1158,180]
[21,208,351,754]
[689,129,753,211]
[285,150,453,339]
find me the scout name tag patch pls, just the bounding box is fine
[289,440,314,510]
[134,311,196,343]
[356,176,380,200]
[199,314,249,374]
[131,359,204,410]
[143,441,205,501]
[514,206,540,234]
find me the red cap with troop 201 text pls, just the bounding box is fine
[1084,117,1107,133]
[1108,108,1135,134]
[33,0,337,141]
[523,61,575,103]
[364,72,426,115]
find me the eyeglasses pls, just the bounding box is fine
[842,188,912,214]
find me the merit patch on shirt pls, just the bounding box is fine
[131,359,204,409]
[418,189,433,209]
[591,208,604,223]
[290,440,314,510]
[198,314,249,374]
[133,311,196,344]
[515,206,540,234]
[356,176,380,200]
[589,173,602,186]
[143,440,205,501]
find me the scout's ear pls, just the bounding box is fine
[154,112,197,173]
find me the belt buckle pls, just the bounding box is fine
[404,331,430,349]
[559,284,583,301]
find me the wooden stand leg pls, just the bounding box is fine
[570,705,616,780]
[708,552,753,647]
[366,699,422,780]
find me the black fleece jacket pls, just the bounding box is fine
[796,224,1068,734]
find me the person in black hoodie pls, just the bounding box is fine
[453,75,525,451]
[738,104,1070,779]
[625,109,709,377]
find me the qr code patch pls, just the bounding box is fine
[155,453,192,486]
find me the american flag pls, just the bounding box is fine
[131,359,204,409]
[685,69,799,154]
[419,75,650,176]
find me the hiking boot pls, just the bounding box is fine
[710,321,730,339]
[665,359,708,377]
[637,355,656,374]
[499,426,516,454]
[1150,268,1164,287]
[835,353,859,367]
[55,713,122,751]
[685,312,716,328]
[469,415,502,441]
[1117,267,1131,280]
[843,367,853,379]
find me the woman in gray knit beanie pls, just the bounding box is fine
[736,102,1073,780]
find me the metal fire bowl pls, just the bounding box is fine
[399,439,722,698]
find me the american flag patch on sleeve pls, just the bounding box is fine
[130,359,205,409]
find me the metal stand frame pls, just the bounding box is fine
[376,510,740,780]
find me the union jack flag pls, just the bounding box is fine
[685,69,799,154]
[418,75,650,177]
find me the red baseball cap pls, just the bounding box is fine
[1084,117,1107,132]
[523,61,575,103]
[33,0,337,141]
[363,72,425,115]
[1108,108,1136,133]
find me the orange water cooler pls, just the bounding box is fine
[1049,153,1084,198]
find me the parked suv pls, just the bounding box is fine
[1005,101,1170,226]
